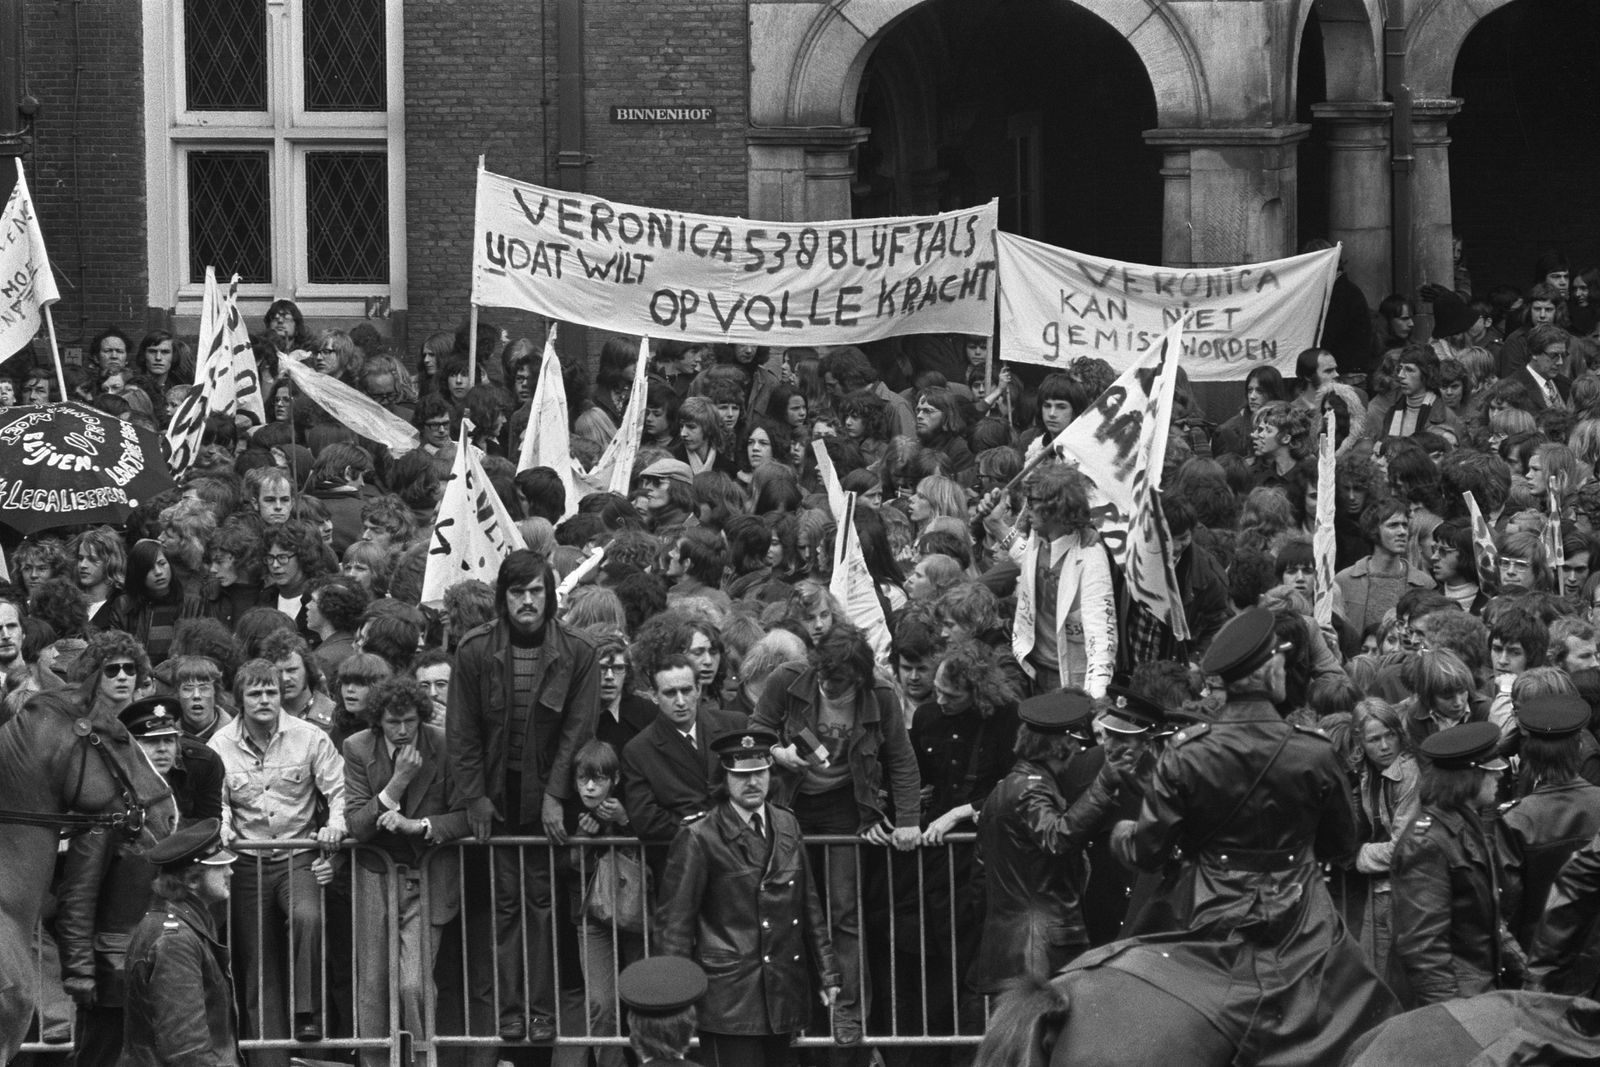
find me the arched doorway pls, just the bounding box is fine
[1450,0,1600,291]
[852,0,1162,264]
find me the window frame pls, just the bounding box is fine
[144,0,408,322]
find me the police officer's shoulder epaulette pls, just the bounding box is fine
[1498,798,1521,815]
[1292,723,1333,742]
[1410,814,1434,835]
[681,811,707,825]
[1170,723,1211,747]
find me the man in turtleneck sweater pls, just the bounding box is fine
[448,549,600,1043]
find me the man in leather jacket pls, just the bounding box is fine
[1497,694,1600,951]
[121,818,241,1067]
[57,697,223,1067]
[1528,828,1600,997]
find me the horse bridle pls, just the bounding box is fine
[0,719,164,838]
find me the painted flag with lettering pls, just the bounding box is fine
[422,424,527,608]
[576,336,650,496]
[282,358,419,454]
[1545,488,1565,596]
[830,493,891,665]
[221,275,265,427]
[164,268,235,476]
[0,160,61,363]
[516,326,578,518]
[812,438,847,521]
[1464,491,1499,598]
[1047,320,1189,639]
[1313,409,1337,628]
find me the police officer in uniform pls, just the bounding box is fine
[968,690,1125,996]
[1391,720,1522,1006]
[1497,693,1600,952]
[1081,608,1395,1065]
[121,817,241,1067]
[655,728,840,1067]
[616,955,709,1065]
[1093,681,1181,937]
[57,697,225,1067]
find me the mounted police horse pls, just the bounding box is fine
[0,690,178,1061]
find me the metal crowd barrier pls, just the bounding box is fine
[29,832,989,1062]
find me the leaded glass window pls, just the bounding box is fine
[303,0,387,112]
[185,0,267,111]
[187,151,272,283]
[306,152,388,284]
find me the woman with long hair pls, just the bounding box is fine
[766,382,809,434]
[737,415,792,488]
[310,329,361,386]
[415,330,454,398]
[852,505,908,615]
[264,299,313,354]
[1348,698,1421,977]
[907,474,968,541]
[107,540,210,667]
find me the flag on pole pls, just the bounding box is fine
[812,439,847,521]
[421,424,527,608]
[1313,409,1337,628]
[1464,491,1499,598]
[164,267,236,476]
[516,325,578,519]
[1047,320,1190,639]
[829,493,891,665]
[282,358,419,454]
[576,336,651,496]
[0,160,61,364]
[221,275,265,428]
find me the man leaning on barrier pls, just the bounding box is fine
[447,549,600,1043]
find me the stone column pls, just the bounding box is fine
[1409,98,1463,296]
[747,126,870,222]
[1310,100,1393,302]
[1142,125,1311,267]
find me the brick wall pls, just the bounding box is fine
[403,0,749,364]
[19,0,147,362]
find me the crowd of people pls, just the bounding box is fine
[4,246,1600,1067]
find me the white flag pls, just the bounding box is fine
[421,425,527,608]
[164,267,233,476]
[0,160,60,363]
[577,336,651,497]
[516,325,578,518]
[812,438,847,521]
[282,358,419,454]
[830,494,891,666]
[1049,320,1189,639]
[221,275,265,427]
[1313,410,1337,627]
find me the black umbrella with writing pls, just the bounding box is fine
[0,403,178,534]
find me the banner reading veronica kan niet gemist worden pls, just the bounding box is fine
[473,166,998,345]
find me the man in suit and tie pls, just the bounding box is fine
[621,653,745,863]
[1510,324,1572,412]
[344,676,470,1067]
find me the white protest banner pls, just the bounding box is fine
[1048,320,1189,638]
[474,164,998,345]
[222,277,265,427]
[1313,410,1337,629]
[0,160,61,363]
[812,438,847,521]
[282,359,419,454]
[421,426,527,608]
[996,234,1339,381]
[516,326,578,518]
[164,268,233,476]
[830,494,891,666]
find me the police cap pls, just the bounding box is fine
[711,727,780,773]
[1418,721,1508,772]
[144,817,236,871]
[1018,690,1095,735]
[120,696,182,740]
[1517,694,1590,739]
[1098,681,1165,735]
[617,956,707,1015]
[1200,608,1287,682]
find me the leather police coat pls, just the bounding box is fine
[1391,804,1507,1006]
[656,802,840,1036]
[1528,829,1600,998]
[1497,779,1600,950]
[967,756,1122,994]
[122,896,241,1067]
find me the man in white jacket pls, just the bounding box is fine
[1001,463,1116,697]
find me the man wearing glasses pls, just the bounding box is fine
[168,654,233,742]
